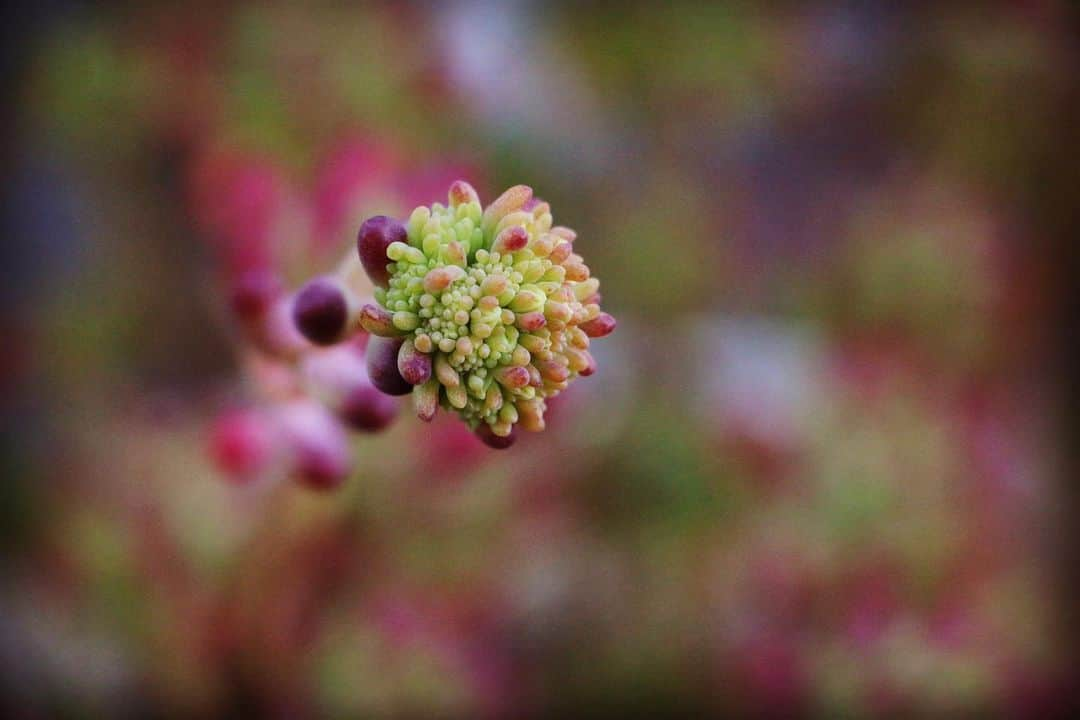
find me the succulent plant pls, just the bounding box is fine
[336,181,616,448]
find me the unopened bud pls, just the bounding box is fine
[515,311,546,332]
[365,336,413,396]
[413,378,440,422]
[357,215,408,287]
[423,265,466,294]
[492,226,529,254]
[494,365,531,389]
[293,276,357,346]
[359,303,403,337]
[340,384,399,432]
[548,241,572,264]
[476,422,518,449]
[448,180,480,207]
[580,312,616,338]
[397,339,433,385]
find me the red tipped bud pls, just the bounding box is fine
[494,365,531,389]
[578,350,597,376]
[423,265,466,294]
[579,312,616,338]
[397,339,433,385]
[492,226,529,254]
[548,241,572,264]
[515,311,546,332]
[476,423,518,449]
[448,180,480,207]
[358,303,404,337]
[229,270,283,321]
[536,359,570,383]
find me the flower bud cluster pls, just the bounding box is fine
[200,148,412,489]
[357,181,615,447]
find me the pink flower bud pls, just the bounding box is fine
[209,409,275,484]
[277,401,352,491]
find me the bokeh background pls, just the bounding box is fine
[2,1,1078,717]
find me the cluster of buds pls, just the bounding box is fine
[207,165,403,489]
[292,181,615,449]
[211,283,399,490]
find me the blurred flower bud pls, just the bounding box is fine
[229,269,284,321]
[275,401,352,490]
[208,408,276,484]
[340,384,399,432]
[292,276,358,346]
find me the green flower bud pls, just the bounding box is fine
[359,180,615,443]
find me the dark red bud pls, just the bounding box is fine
[340,384,399,432]
[476,424,518,450]
[357,215,407,287]
[294,446,350,491]
[293,277,349,345]
[365,336,413,396]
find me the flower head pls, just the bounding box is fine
[357,181,614,448]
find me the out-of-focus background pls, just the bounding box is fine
[1,1,1077,717]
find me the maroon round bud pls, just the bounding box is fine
[365,336,413,396]
[579,312,616,338]
[476,424,518,450]
[229,270,283,321]
[340,384,399,432]
[293,277,348,345]
[294,446,350,491]
[357,215,407,287]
